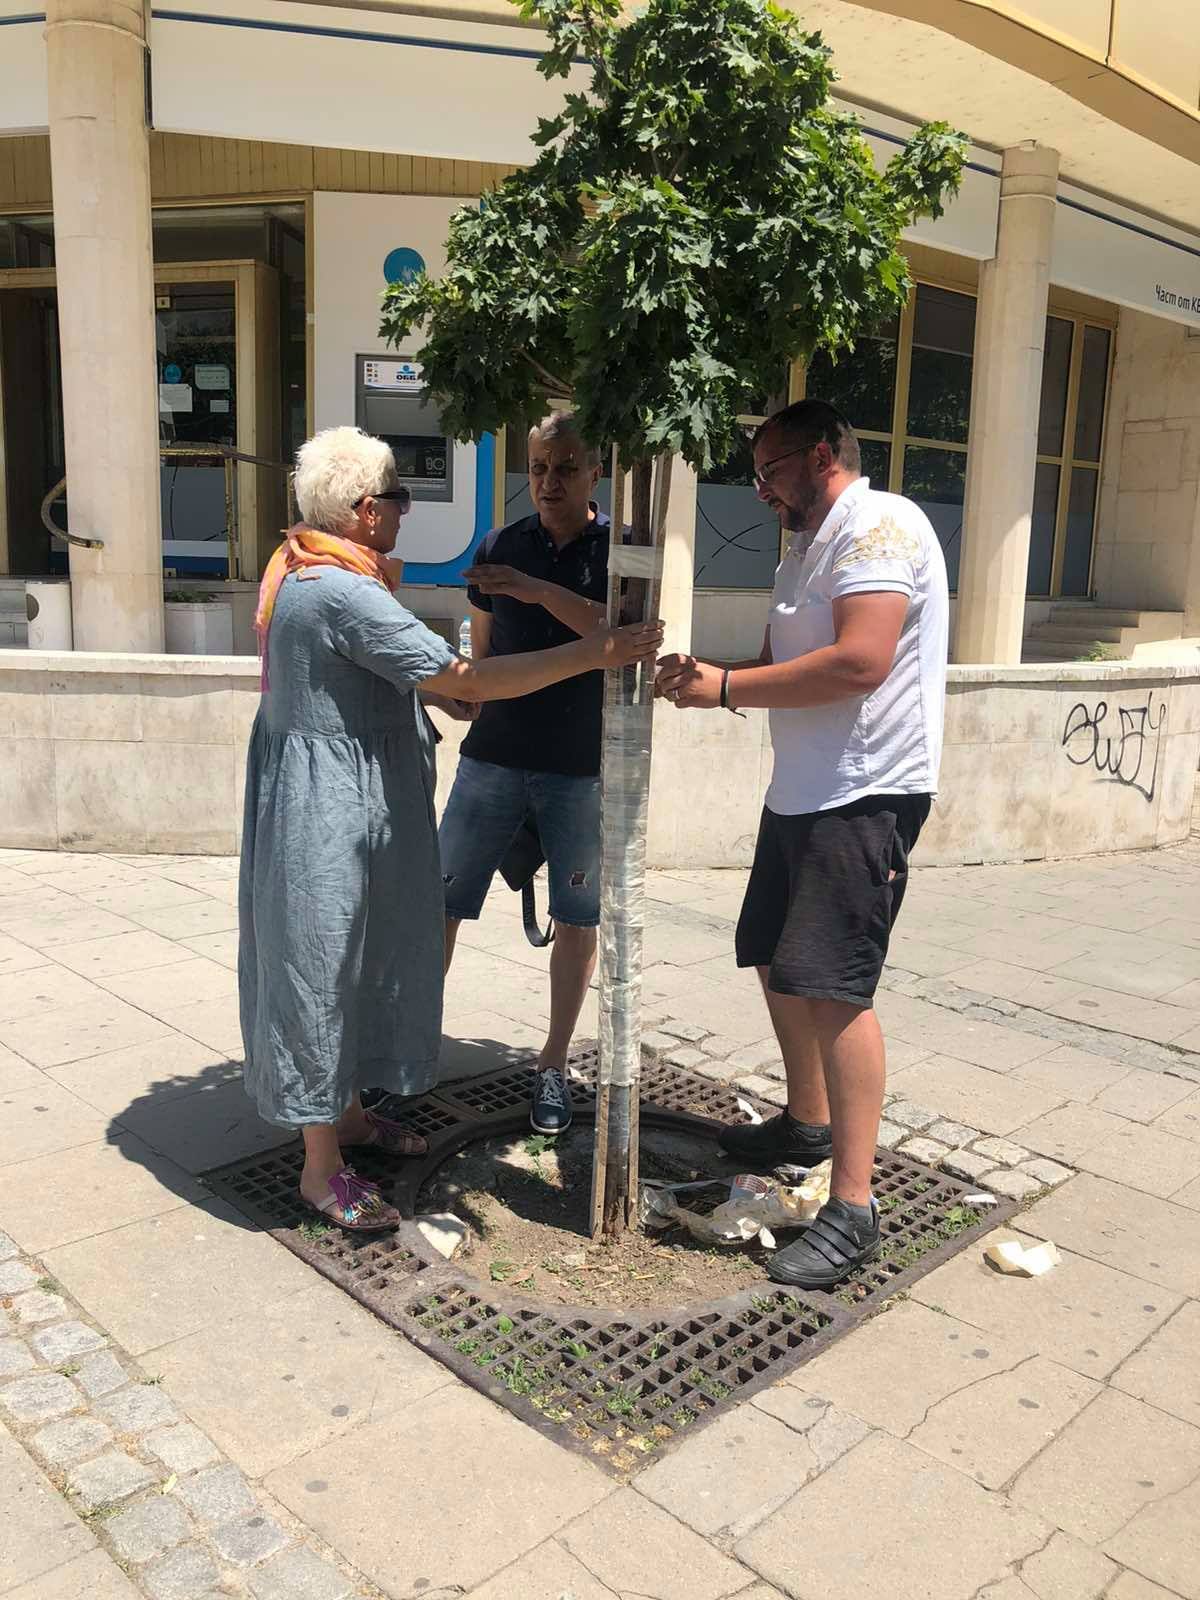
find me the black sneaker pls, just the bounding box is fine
[767,1196,880,1289]
[717,1110,832,1171]
[530,1068,573,1135]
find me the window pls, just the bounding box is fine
[1028,317,1112,596]
[805,280,1114,598]
[808,284,974,587]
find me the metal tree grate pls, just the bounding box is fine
[202,1051,1017,1478]
[435,1062,598,1121]
[402,1281,834,1474]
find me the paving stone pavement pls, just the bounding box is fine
[1,834,1200,1600]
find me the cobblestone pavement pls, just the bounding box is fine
[1,827,1199,1600]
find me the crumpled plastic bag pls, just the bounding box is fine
[641,1160,832,1249]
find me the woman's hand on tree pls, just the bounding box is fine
[586,619,664,669]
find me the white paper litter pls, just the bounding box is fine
[735,1096,764,1126]
[983,1238,1061,1277]
[964,1193,998,1207]
[415,1213,470,1260]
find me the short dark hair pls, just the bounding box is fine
[529,410,603,469]
[754,399,861,475]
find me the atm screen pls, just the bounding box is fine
[386,435,449,485]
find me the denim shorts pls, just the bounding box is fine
[439,755,602,927]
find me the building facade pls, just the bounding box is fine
[1,0,1199,664]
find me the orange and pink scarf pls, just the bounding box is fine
[254,526,397,689]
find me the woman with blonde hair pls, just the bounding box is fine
[240,425,659,1231]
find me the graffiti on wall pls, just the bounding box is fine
[1060,693,1166,803]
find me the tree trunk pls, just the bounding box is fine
[590,450,672,1240]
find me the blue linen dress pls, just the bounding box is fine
[238,566,455,1127]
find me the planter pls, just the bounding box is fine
[164,600,234,656]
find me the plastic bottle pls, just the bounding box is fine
[458,616,472,659]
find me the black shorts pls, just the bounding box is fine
[735,793,931,1007]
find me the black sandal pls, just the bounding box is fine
[767,1196,880,1289]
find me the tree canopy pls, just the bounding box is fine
[379,0,967,472]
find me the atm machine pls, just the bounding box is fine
[355,355,452,503]
[353,353,485,587]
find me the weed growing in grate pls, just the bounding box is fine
[605,1383,643,1417]
[880,1203,981,1270]
[298,1219,332,1242]
[562,1336,590,1361]
[493,1354,549,1399]
[689,1368,732,1401]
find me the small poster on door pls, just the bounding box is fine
[194,364,230,391]
[209,398,230,414]
[158,383,193,413]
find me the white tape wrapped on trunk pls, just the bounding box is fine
[598,700,652,1091]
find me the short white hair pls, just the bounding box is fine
[293,426,398,534]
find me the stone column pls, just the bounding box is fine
[46,0,164,651]
[954,143,1059,664]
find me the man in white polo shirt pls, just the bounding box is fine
[656,398,948,1289]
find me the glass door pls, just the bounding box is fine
[0,284,64,575]
[156,278,237,575]
[1028,316,1113,597]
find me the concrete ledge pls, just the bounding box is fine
[0,650,258,678]
[947,660,1200,683]
[1,650,1197,865]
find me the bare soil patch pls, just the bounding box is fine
[417,1123,774,1308]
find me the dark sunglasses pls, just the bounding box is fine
[353,489,411,508]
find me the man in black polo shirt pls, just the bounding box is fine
[440,412,609,1135]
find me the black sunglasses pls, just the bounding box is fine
[353,489,411,508]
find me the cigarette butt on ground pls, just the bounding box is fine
[983,1238,1061,1277]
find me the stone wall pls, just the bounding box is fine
[1095,310,1200,631]
[0,654,259,856]
[0,652,1197,866]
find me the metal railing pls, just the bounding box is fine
[40,443,296,576]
